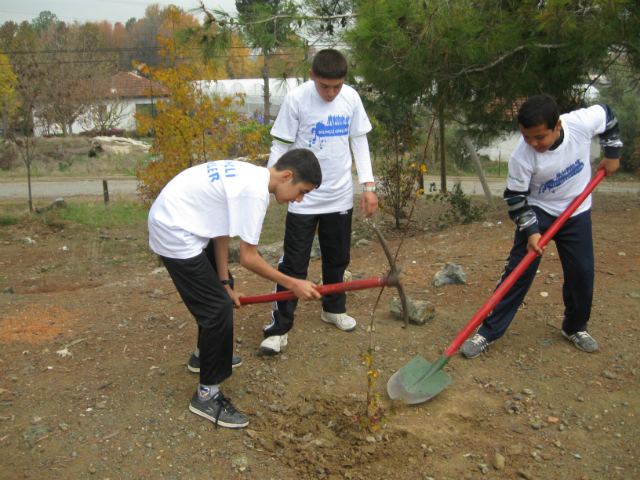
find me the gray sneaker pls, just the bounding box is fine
[460,333,494,359]
[562,330,598,353]
[189,391,249,429]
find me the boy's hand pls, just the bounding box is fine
[527,233,544,256]
[361,191,379,218]
[225,285,243,308]
[597,157,620,178]
[290,279,321,301]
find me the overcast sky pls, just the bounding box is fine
[0,0,238,26]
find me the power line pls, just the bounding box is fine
[1,43,346,55]
[0,51,314,66]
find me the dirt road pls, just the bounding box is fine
[1,175,639,201]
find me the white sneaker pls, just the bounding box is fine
[321,311,356,332]
[260,334,288,354]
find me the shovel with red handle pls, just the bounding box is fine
[387,169,606,404]
[238,225,409,327]
[239,272,402,305]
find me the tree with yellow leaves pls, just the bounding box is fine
[136,8,270,205]
[0,53,17,135]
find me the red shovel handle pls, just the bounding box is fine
[239,274,395,305]
[443,168,606,357]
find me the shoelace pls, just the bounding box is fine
[470,335,488,345]
[211,392,237,429]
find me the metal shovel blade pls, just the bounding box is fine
[387,355,453,404]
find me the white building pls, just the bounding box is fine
[194,77,305,119]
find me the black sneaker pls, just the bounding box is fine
[562,330,598,353]
[460,333,494,359]
[187,354,242,373]
[189,391,249,429]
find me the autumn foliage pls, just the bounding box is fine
[136,9,271,206]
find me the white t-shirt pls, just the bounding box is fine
[148,160,270,259]
[506,105,607,217]
[270,80,372,214]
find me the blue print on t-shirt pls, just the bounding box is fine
[309,115,350,149]
[206,160,237,183]
[538,159,584,194]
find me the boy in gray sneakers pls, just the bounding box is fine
[461,95,621,359]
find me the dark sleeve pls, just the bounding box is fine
[504,188,540,237]
[596,104,623,158]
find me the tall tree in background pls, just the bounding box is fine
[10,51,47,212]
[31,11,59,35]
[0,20,38,53]
[224,33,261,79]
[235,0,304,120]
[180,1,307,120]
[37,21,115,135]
[346,0,640,184]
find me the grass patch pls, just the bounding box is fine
[52,200,149,230]
[0,214,20,226]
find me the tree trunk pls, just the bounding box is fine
[438,108,446,193]
[463,134,496,209]
[263,53,270,122]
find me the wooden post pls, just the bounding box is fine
[439,110,446,193]
[498,151,501,177]
[103,180,109,205]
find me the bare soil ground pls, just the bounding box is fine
[1,192,639,480]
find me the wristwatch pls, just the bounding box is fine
[363,185,378,193]
[220,279,233,286]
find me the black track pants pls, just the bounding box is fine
[160,241,234,385]
[265,209,353,338]
[478,207,594,341]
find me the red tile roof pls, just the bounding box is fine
[90,71,169,99]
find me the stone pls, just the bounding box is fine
[299,403,316,417]
[92,136,150,155]
[518,469,533,480]
[507,444,523,455]
[389,297,435,325]
[433,262,466,287]
[23,425,49,444]
[229,245,240,264]
[602,371,617,380]
[35,198,67,214]
[3,286,14,294]
[257,242,284,267]
[355,239,374,248]
[231,455,248,469]
[492,452,505,470]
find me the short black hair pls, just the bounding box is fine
[274,148,322,189]
[518,95,560,130]
[311,49,348,80]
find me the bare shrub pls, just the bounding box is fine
[0,140,19,170]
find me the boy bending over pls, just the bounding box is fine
[148,149,322,427]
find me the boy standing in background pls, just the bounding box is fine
[261,49,378,354]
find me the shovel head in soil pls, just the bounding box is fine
[387,355,453,404]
